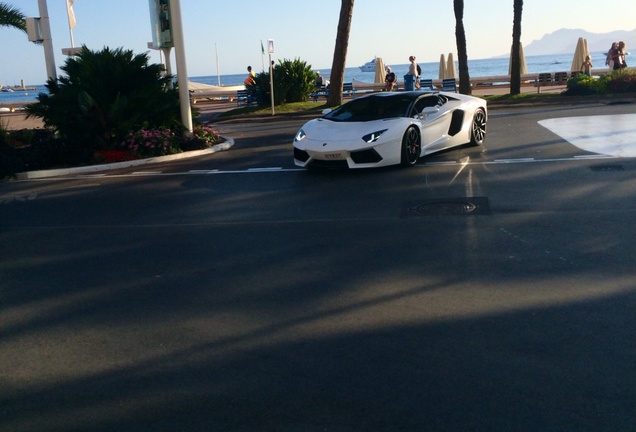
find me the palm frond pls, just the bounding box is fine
[0,3,27,32]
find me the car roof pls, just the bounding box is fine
[358,91,438,101]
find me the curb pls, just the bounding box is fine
[15,137,234,180]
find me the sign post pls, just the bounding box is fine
[148,0,174,80]
[36,0,57,82]
[268,39,275,116]
[148,0,192,133]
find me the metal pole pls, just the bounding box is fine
[269,53,275,116]
[161,47,173,88]
[215,43,220,86]
[37,0,57,82]
[168,0,192,133]
[66,4,75,48]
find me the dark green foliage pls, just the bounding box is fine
[564,70,636,96]
[0,2,26,32]
[26,46,181,152]
[564,73,602,96]
[253,58,315,106]
[0,131,21,178]
[0,128,60,178]
[605,70,636,93]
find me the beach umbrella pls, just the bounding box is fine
[374,57,386,84]
[508,42,528,75]
[570,37,590,72]
[446,53,457,79]
[438,54,446,79]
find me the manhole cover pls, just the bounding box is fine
[590,165,625,172]
[401,197,491,217]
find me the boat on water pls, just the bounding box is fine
[359,58,376,72]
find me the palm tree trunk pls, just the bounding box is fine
[327,0,354,107]
[453,0,471,95]
[510,0,524,95]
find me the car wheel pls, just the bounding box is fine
[400,126,421,167]
[470,108,487,145]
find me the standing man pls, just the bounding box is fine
[406,55,419,90]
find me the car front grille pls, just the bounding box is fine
[294,148,310,162]
[350,148,382,164]
[307,159,349,169]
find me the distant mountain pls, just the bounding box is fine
[523,28,636,55]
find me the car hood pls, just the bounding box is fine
[302,117,402,142]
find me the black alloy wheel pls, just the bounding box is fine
[470,108,487,145]
[400,126,421,167]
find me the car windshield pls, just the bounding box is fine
[323,95,413,122]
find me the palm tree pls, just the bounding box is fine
[327,0,354,107]
[453,0,471,95]
[510,0,523,95]
[0,2,26,33]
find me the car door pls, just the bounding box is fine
[413,95,454,153]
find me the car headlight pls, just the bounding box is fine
[362,129,388,143]
[294,129,307,142]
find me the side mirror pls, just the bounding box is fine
[322,108,332,115]
[422,106,439,115]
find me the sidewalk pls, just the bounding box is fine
[1,101,234,131]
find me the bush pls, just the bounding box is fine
[564,72,604,96]
[605,69,636,93]
[120,127,181,158]
[0,122,221,177]
[564,69,636,96]
[253,58,315,106]
[0,127,71,177]
[0,127,22,179]
[25,46,181,156]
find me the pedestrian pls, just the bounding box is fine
[605,42,618,69]
[611,41,628,70]
[416,63,422,89]
[406,55,419,91]
[580,55,593,76]
[244,65,256,86]
[315,71,324,88]
[385,66,396,91]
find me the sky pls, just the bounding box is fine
[1,0,635,86]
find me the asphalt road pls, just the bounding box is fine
[1,101,635,431]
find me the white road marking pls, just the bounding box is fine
[247,167,284,172]
[539,114,636,157]
[493,158,536,163]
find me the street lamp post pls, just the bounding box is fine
[37,0,56,82]
[168,0,192,133]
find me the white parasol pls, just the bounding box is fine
[570,37,590,72]
[438,54,446,79]
[374,57,387,84]
[446,53,457,79]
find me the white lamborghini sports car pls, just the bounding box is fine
[293,91,487,169]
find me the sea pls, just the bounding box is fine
[0,52,609,105]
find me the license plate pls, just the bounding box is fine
[324,153,342,159]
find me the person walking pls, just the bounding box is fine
[605,42,618,69]
[581,55,593,76]
[611,41,627,70]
